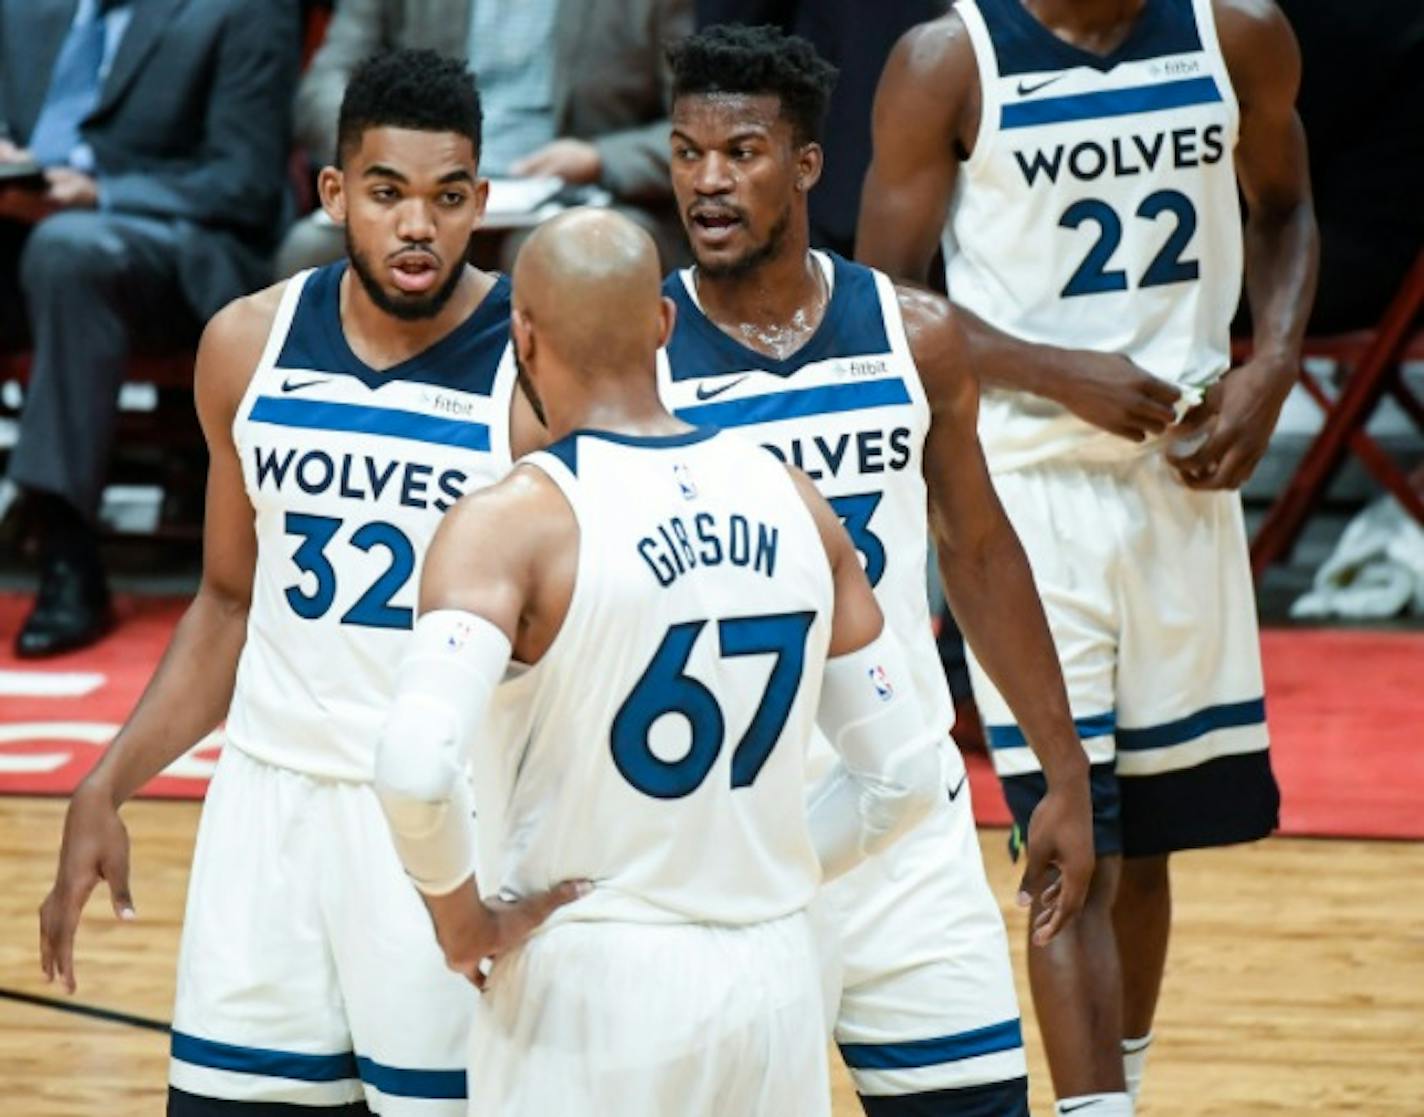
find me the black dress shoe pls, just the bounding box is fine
[14,555,115,658]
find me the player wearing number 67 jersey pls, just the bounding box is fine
[658,27,1095,1115]
[373,208,941,1117]
[859,0,1315,1112]
[39,53,546,1115]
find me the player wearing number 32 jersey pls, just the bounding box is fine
[39,53,545,1115]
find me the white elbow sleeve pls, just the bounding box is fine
[374,610,512,895]
[808,629,942,880]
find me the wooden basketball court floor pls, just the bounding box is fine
[1,796,1420,1115]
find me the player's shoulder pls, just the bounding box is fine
[194,280,291,424]
[884,10,977,92]
[892,283,971,396]
[444,460,572,542]
[1211,0,1297,64]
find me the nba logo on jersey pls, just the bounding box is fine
[869,664,894,702]
[674,462,698,500]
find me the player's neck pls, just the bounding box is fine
[1024,0,1146,46]
[339,265,494,372]
[694,236,828,361]
[548,388,690,443]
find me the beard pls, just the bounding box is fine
[345,230,466,321]
[695,204,792,280]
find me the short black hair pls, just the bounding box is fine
[668,25,839,145]
[336,49,483,166]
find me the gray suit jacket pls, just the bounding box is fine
[0,0,300,319]
[296,0,691,204]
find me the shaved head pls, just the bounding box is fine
[513,208,665,376]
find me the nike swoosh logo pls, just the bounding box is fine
[695,374,749,401]
[946,775,967,802]
[281,376,330,393]
[1059,1101,1106,1114]
[1016,74,1066,96]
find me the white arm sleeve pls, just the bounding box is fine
[373,610,512,896]
[807,628,943,882]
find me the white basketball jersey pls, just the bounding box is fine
[480,428,833,927]
[946,0,1243,471]
[657,252,954,745]
[228,263,516,781]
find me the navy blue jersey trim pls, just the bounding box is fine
[169,1033,466,1099]
[664,253,890,381]
[840,1018,1024,1070]
[1115,697,1266,751]
[540,426,718,476]
[248,396,491,451]
[988,710,1116,750]
[1002,76,1221,129]
[979,0,1201,77]
[675,378,911,429]
[275,263,510,396]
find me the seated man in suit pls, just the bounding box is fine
[275,0,691,276]
[0,0,299,656]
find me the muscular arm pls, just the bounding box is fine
[375,470,582,979]
[858,20,1181,440]
[39,289,271,990]
[1173,0,1317,488]
[906,288,1094,936]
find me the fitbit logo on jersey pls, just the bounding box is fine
[252,445,468,511]
[1014,123,1226,187]
[759,427,912,481]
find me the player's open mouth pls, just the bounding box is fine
[691,210,742,245]
[390,254,440,294]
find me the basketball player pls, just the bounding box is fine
[374,207,940,1116]
[857,1,1317,1112]
[659,26,1096,1115]
[37,52,558,1114]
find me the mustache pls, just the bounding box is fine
[386,244,441,266]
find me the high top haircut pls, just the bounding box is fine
[336,49,483,167]
[667,24,838,146]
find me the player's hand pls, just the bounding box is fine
[1169,357,1296,491]
[424,877,591,988]
[510,138,602,185]
[38,778,136,994]
[1017,781,1093,946]
[1055,351,1182,442]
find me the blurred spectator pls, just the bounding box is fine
[276,0,693,275]
[1277,0,1424,333]
[695,0,947,256]
[0,0,300,657]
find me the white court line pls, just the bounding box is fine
[0,670,106,698]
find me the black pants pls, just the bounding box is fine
[1,210,200,522]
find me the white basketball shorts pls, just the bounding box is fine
[468,911,829,1116]
[968,450,1279,858]
[816,742,1029,1102]
[168,744,474,1113]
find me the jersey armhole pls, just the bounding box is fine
[231,270,314,442]
[871,270,933,433]
[1191,0,1241,139]
[955,0,1002,176]
[510,450,589,679]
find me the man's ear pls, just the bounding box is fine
[318,165,347,225]
[795,142,824,194]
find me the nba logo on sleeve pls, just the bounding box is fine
[869,664,894,701]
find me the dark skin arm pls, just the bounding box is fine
[38,289,273,992]
[1172,0,1317,490]
[902,287,1094,943]
[857,17,1183,442]
[402,470,586,983]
